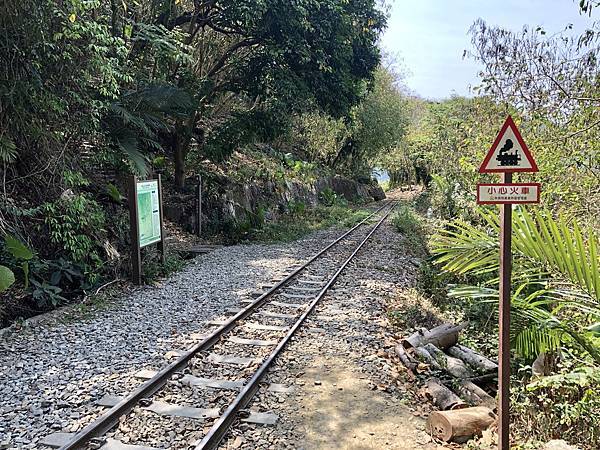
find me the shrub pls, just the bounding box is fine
[512,367,600,448]
[41,193,106,278]
[392,204,422,235]
[142,254,186,283]
[288,200,306,216]
[319,187,338,206]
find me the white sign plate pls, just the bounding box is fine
[477,183,540,204]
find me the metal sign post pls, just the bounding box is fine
[498,172,512,450]
[196,174,202,237]
[128,174,166,284]
[477,116,539,450]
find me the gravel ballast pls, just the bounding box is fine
[1,198,430,450]
[0,227,345,449]
[217,211,435,450]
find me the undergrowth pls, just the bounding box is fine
[142,253,187,284]
[248,203,371,243]
[391,202,428,257]
[389,190,599,449]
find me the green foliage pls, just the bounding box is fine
[142,254,186,284]
[31,279,66,307]
[288,112,349,165]
[0,135,17,163]
[28,257,87,308]
[431,207,600,363]
[106,183,123,203]
[5,234,34,261]
[429,174,458,221]
[103,83,194,176]
[62,170,90,188]
[42,194,105,275]
[348,67,410,174]
[288,200,307,216]
[4,234,34,289]
[0,265,15,293]
[319,188,338,207]
[392,203,429,257]
[512,367,600,448]
[392,205,422,236]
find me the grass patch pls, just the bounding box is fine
[142,253,187,284]
[248,203,371,243]
[391,202,428,257]
[392,203,422,235]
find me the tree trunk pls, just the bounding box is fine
[447,344,498,373]
[172,115,196,191]
[174,138,187,191]
[427,407,496,442]
[402,323,466,350]
[423,343,472,378]
[424,378,467,410]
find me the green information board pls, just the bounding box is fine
[137,180,161,247]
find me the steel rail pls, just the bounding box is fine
[59,201,392,450]
[195,202,397,449]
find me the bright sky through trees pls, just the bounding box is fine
[381,0,593,99]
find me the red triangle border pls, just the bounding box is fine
[479,116,539,173]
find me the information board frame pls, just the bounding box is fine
[137,180,162,247]
[129,174,165,284]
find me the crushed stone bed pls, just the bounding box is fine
[1,200,429,450]
[0,227,347,450]
[218,218,435,449]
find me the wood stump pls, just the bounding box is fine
[427,406,496,442]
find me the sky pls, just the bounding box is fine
[380,0,594,99]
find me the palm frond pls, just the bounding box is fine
[432,207,600,304]
[114,131,150,177]
[103,83,194,174]
[512,208,600,302]
[430,214,499,275]
[449,284,567,359]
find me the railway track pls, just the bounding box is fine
[46,201,396,450]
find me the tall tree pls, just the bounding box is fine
[124,0,386,189]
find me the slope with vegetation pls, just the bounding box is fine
[0,1,412,326]
[382,4,600,448]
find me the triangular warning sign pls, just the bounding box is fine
[479,116,538,173]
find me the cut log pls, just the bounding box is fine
[413,345,442,370]
[455,379,496,409]
[447,344,498,373]
[402,323,466,350]
[394,344,418,372]
[427,406,496,442]
[423,343,472,378]
[425,378,467,410]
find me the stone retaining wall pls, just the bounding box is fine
[164,175,385,233]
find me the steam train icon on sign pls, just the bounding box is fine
[496,138,521,166]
